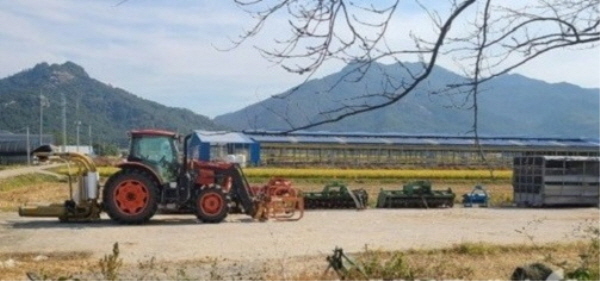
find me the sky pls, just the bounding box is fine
[0,0,598,119]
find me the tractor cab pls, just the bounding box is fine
[127,130,180,183]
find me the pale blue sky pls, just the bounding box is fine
[1,0,598,118]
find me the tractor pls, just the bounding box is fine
[19,129,303,224]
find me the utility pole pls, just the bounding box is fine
[61,92,67,153]
[76,121,81,152]
[88,124,94,147]
[26,126,31,166]
[39,93,43,144]
[39,93,49,145]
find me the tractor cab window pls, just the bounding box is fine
[129,136,179,182]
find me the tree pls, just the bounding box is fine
[231,0,599,133]
[94,143,120,156]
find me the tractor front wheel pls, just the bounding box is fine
[103,169,159,224]
[195,186,229,223]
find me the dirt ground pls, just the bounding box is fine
[1,207,597,262]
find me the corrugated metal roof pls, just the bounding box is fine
[193,130,255,144]
[0,134,55,154]
[518,156,600,161]
[244,131,600,149]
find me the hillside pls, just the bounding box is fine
[214,62,600,138]
[0,62,223,146]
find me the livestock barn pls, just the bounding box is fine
[192,131,600,168]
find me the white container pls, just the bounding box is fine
[85,171,99,200]
[226,154,237,163]
[236,154,247,168]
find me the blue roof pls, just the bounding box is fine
[243,131,600,149]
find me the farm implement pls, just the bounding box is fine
[462,185,489,207]
[18,129,303,224]
[303,182,368,209]
[376,180,455,208]
[250,177,304,221]
[18,146,102,222]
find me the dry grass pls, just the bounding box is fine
[401,242,588,280]
[278,241,595,280]
[0,174,68,212]
[4,241,587,281]
[0,251,93,280]
[245,167,512,182]
[0,240,592,281]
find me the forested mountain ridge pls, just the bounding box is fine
[214,62,600,138]
[0,62,223,146]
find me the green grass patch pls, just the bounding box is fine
[246,167,512,184]
[244,167,511,181]
[0,174,61,192]
[0,165,24,171]
[54,166,512,184]
[53,166,118,178]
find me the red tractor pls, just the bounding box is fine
[19,129,303,224]
[102,129,303,224]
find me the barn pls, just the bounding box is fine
[191,130,600,168]
[187,130,261,167]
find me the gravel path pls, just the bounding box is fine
[0,208,597,264]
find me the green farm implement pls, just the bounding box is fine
[376,180,455,208]
[304,182,368,209]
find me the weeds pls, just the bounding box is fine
[328,246,415,280]
[175,268,192,281]
[515,219,600,281]
[98,243,123,281]
[355,248,414,280]
[454,242,498,256]
[5,239,594,280]
[564,225,599,280]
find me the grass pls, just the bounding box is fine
[53,166,512,183]
[0,164,25,171]
[311,239,599,280]
[53,166,117,178]
[3,239,596,281]
[0,251,93,280]
[0,174,62,193]
[245,167,511,182]
[0,174,67,211]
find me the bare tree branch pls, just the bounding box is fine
[230,0,599,134]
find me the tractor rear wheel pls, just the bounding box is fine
[195,185,229,223]
[103,169,159,224]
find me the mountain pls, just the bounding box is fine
[214,62,600,138]
[0,62,224,146]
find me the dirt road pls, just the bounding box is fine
[0,208,597,264]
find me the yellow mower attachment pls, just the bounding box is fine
[18,145,102,222]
